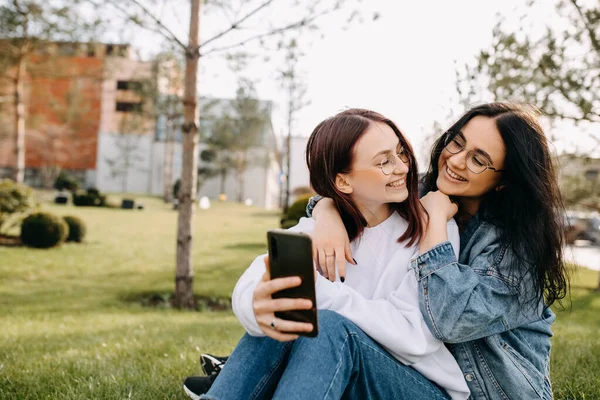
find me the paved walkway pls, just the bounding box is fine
[565,244,600,271]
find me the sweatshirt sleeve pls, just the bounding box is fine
[231,253,268,336]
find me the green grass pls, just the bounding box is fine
[0,196,280,399]
[0,196,599,399]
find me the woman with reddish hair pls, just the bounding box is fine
[194,109,470,400]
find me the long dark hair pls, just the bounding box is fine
[306,108,424,246]
[422,102,568,307]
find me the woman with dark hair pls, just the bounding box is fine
[193,109,470,400]
[305,102,569,400]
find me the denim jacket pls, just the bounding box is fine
[306,196,555,400]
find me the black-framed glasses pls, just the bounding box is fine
[443,131,504,174]
[378,147,410,175]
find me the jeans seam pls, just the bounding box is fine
[249,341,293,400]
[323,332,352,400]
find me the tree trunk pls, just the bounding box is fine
[163,118,174,203]
[14,55,26,183]
[283,98,293,213]
[219,168,226,195]
[236,153,246,202]
[174,0,201,309]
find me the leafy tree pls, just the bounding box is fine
[457,0,599,139]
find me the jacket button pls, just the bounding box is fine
[465,373,474,382]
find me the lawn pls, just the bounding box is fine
[0,196,599,399]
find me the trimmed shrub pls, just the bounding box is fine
[73,188,106,207]
[280,195,311,228]
[63,215,86,243]
[0,179,35,234]
[54,170,79,192]
[21,212,69,248]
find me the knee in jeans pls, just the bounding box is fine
[316,310,355,337]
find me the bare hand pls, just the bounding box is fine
[420,191,458,222]
[252,257,314,341]
[311,198,355,282]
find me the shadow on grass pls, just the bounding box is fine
[250,211,281,218]
[222,242,266,251]
[120,291,232,312]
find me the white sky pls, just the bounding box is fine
[112,0,598,166]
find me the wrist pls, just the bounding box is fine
[313,197,335,218]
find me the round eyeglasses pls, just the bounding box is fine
[443,132,504,174]
[378,148,410,175]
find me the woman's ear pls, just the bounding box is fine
[335,173,353,194]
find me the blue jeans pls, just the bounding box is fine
[200,310,450,400]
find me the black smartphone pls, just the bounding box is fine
[267,229,318,337]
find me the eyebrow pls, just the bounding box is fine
[456,131,494,165]
[371,143,401,161]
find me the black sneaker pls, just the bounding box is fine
[183,375,217,400]
[200,353,228,376]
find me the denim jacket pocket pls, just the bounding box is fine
[500,341,545,399]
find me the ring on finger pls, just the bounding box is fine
[270,318,277,330]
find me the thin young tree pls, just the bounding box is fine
[98,0,370,308]
[279,37,309,212]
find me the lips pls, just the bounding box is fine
[445,165,467,182]
[386,178,406,188]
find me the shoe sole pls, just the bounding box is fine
[183,384,201,400]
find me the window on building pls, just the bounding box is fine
[116,81,143,91]
[116,102,143,112]
[58,43,78,56]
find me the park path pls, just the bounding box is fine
[565,245,600,271]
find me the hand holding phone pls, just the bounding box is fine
[266,229,319,337]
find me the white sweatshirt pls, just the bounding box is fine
[232,212,470,400]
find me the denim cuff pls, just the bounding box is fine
[411,241,457,281]
[306,195,323,217]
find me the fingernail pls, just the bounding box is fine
[340,276,345,283]
[353,258,357,265]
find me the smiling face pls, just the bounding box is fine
[437,116,506,211]
[338,121,409,217]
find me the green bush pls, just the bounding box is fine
[63,215,86,243]
[20,212,69,248]
[73,188,106,207]
[280,195,311,228]
[54,170,79,192]
[0,179,35,234]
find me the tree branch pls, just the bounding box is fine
[102,0,187,51]
[568,0,600,57]
[200,0,275,49]
[200,7,334,57]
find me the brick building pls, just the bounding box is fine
[0,41,156,187]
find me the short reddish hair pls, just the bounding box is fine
[306,108,424,245]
